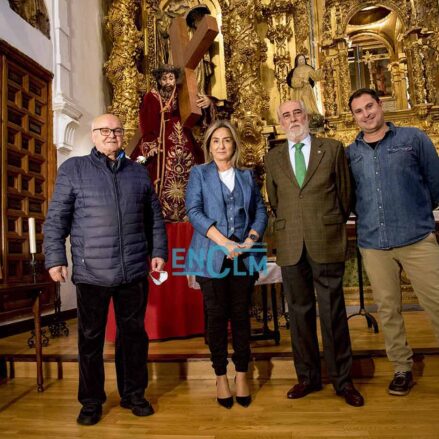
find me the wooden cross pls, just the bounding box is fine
[169,15,219,128]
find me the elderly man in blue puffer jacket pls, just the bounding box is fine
[43,113,167,426]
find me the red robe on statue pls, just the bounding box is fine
[108,87,206,340]
[132,88,205,222]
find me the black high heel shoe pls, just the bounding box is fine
[217,396,234,409]
[235,375,252,407]
[235,395,252,407]
[216,377,233,409]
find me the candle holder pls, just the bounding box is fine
[30,253,38,284]
[27,256,50,349]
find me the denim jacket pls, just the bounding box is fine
[347,123,439,249]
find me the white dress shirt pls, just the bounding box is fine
[288,134,312,175]
[218,167,235,192]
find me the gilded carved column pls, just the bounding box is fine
[321,4,338,117]
[420,33,439,106]
[389,61,408,110]
[222,0,268,170]
[142,0,160,91]
[332,2,350,114]
[292,1,309,56]
[104,0,146,146]
[335,39,351,113]
[413,0,439,106]
[263,1,295,103]
[321,51,337,117]
[404,32,427,106]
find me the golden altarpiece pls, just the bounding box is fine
[103,0,439,304]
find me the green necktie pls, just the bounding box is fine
[294,143,306,187]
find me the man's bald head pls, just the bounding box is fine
[91,113,124,160]
[91,113,122,131]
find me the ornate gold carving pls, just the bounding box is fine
[321,8,333,46]
[142,0,160,90]
[293,1,309,56]
[222,0,268,170]
[336,40,351,114]
[321,53,337,117]
[389,62,408,109]
[262,1,295,103]
[320,0,439,149]
[103,0,439,159]
[104,0,146,146]
[320,0,439,117]
[404,32,427,106]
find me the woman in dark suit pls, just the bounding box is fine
[185,120,268,408]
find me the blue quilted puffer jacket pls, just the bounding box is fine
[43,147,168,286]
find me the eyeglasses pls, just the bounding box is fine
[93,127,124,137]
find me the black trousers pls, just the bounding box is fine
[196,258,255,376]
[281,247,353,392]
[76,277,149,406]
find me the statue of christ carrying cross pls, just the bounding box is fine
[135,8,219,222]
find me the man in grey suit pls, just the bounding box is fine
[265,100,364,407]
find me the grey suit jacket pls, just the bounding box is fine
[265,136,351,266]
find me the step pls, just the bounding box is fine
[3,351,436,381]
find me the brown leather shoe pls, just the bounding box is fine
[336,383,364,407]
[287,382,322,399]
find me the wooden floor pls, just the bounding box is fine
[1,310,438,359]
[1,311,439,438]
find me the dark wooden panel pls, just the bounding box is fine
[0,40,56,325]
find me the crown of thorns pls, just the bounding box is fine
[152,65,181,82]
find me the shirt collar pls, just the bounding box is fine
[355,122,395,143]
[288,134,311,150]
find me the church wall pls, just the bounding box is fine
[67,0,107,158]
[0,0,107,314]
[53,0,107,311]
[0,0,53,71]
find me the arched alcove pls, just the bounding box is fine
[345,4,408,110]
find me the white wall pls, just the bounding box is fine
[0,0,108,313]
[67,0,107,158]
[53,0,107,310]
[0,0,53,70]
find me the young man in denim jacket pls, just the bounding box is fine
[348,88,439,396]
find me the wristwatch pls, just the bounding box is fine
[248,233,258,242]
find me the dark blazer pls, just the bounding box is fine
[185,161,268,278]
[265,137,351,266]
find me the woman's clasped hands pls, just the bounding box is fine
[223,238,256,260]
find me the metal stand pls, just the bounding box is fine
[27,329,49,348]
[347,245,379,333]
[28,253,45,391]
[251,284,281,345]
[48,282,69,338]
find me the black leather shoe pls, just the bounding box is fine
[120,398,154,416]
[217,396,233,409]
[287,382,322,399]
[336,383,364,407]
[236,395,252,407]
[77,404,102,426]
[388,371,414,396]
